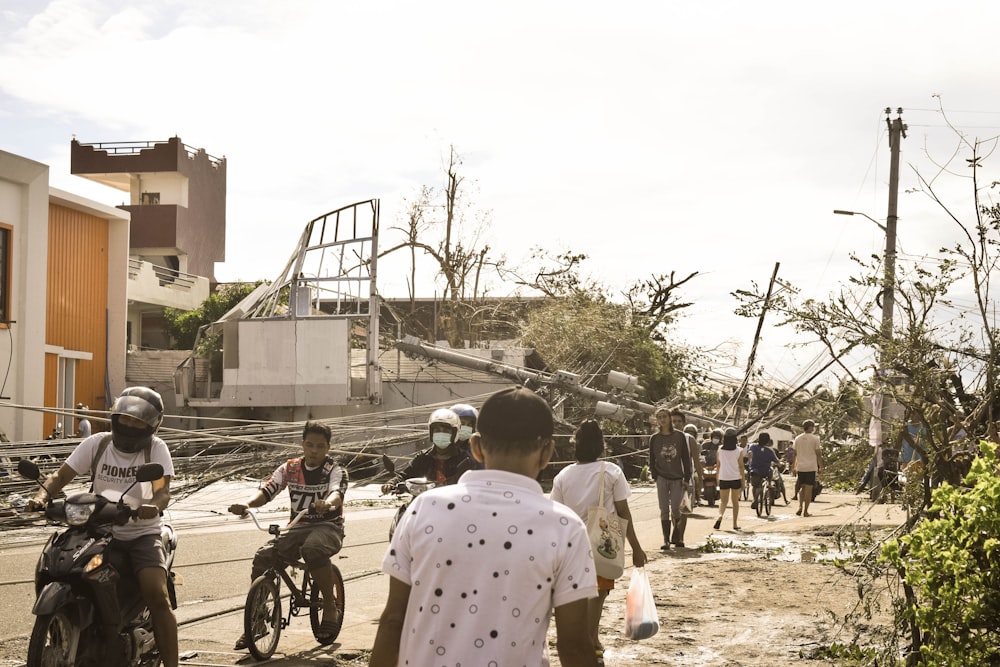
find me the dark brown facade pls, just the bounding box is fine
[71,137,226,282]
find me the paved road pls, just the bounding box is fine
[0,478,890,666]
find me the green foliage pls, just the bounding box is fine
[881,441,1000,665]
[516,291,700,404]
[163,282,261,349]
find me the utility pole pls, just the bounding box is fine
[871,108,906,498]
[881,108,905,345]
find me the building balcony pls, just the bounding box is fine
[127,258,209,311]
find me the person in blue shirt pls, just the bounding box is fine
[900,411,926,470]
[747,432,780,511]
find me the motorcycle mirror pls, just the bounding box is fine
[135,463,164,483]
[18,458,41,481]
[117,462,165,504]
[381,454,395,476]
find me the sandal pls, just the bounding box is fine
[316,615,340,645]
[234,627,269,651]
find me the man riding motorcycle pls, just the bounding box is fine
[27,387,178,667]
[382,409,473,492]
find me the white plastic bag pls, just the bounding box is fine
[624,568,659,640]
[680,489,693,514]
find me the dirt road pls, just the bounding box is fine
[0,479,904,666]
[553,485,904,666]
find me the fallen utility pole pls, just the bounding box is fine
[395,336,657,416]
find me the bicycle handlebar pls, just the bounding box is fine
[239,490,340,532]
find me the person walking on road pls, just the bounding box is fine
[649,406,692,550]
[551,420,648,661]
[713,428,745,531]
[792,419,823,517]
[369,387,598,667]
[75,403,92,438]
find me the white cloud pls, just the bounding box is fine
[3,0,1000,390]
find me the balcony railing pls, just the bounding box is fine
[127,258,209,311]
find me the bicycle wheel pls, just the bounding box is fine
[310,563,346,644]
[244,575,282,660]
[763,482,773,516]
[754,485,763,517]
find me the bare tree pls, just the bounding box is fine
[379,146,501,346]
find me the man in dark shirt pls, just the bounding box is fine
[649,406,692,549]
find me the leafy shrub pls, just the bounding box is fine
[881,441,1000,665]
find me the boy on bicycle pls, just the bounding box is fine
[747,432,779,510]
[228,421,347,648]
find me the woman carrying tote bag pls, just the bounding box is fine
[551,420,648,663]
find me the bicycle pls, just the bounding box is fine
[752,469,775,517]
[240,508,346,660]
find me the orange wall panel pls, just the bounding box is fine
[45,204,110,435]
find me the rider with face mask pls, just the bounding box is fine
[450,403,482,470]
[381,408,474,492]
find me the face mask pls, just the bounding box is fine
[712,437,721,444]
[458,425,474,441]
[432,432,453,449]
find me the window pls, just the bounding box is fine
[141,192,160,205]
[0,225,10,325]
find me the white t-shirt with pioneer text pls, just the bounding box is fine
[65,433,174,540]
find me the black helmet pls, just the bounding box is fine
[111,387,164,453]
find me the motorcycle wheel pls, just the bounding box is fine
[26,611,78,667]
[309,563,346,644]
[244,575,282,661]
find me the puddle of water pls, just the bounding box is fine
[705,530,853,562]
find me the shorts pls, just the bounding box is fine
[796,471,817,486]
[597,575,615,592]
[252,521,344,578]
[719,479,742,490]
[110,534,167,573]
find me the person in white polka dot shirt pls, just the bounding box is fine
[370,387,599,667]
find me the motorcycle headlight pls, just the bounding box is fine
[405,479,435,495]
[64,501,96,526]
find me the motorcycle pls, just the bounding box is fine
[18,458,178,667]
[382,455,436,540]
[769,463,788,505]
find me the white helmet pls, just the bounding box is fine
[428,408,461,431]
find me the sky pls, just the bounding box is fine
[3,0,1000,399]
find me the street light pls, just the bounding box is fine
[833,209,895,343]
[833,209,887,233]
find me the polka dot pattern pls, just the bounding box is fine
[381,469,596,665]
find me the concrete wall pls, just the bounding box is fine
[0,151,50,440]
[218,318,351,407]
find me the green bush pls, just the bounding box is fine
[881,441,1000,665]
